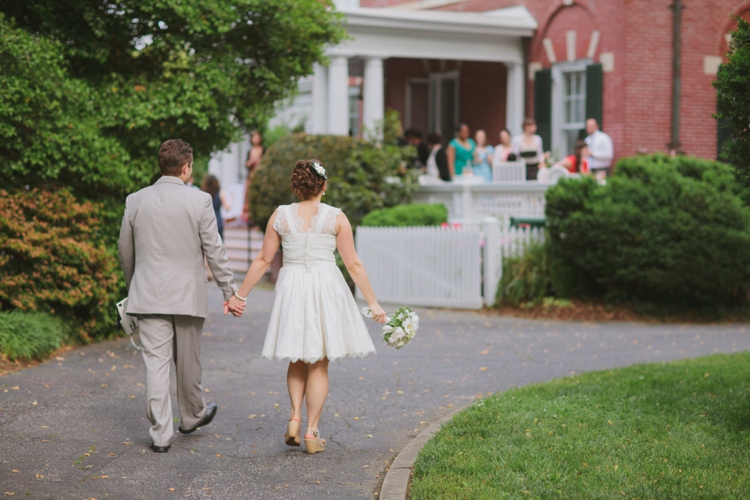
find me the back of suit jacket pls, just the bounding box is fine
[119,176,236,318]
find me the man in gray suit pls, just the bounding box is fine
[119,139,245,453]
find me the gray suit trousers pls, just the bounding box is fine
[138,315,208,446]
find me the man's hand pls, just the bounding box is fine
[223,296,246,317]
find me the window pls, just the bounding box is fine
[348,93,360,137]
[560,70,586,157]
[536,61,602,161]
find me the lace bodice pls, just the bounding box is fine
[273,203,342,268]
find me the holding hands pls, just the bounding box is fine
[224,292,247,317]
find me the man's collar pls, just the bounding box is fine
[156,176,186,186]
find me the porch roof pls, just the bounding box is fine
[328,6,538,64]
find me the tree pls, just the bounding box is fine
[715,16,750,187]
[0,0,345,201]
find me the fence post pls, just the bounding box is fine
[482,216,502,307]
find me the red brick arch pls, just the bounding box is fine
[531,2,598,67]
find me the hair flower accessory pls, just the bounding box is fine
[312,162,327,180]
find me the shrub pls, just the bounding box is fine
[361,203,448,227]
[248,132,418,231]
[545,154,750,309]
[0,188,122,342]
[0,311,67,361]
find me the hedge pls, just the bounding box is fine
[0,188,122,342]
[544,154,750,309]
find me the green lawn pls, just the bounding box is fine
[410,353,750,499]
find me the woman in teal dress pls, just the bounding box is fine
[447,123,476,178]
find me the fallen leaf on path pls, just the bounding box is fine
[168,488,175,492]
[55,357,65,361]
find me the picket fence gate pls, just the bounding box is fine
[355,218,544,309]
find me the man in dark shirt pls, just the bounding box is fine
[403,128,431,169]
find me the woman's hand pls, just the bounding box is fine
[369,304,387,324]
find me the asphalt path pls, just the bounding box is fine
[1,281,749,499]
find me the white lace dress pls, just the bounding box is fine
[261,203,376,363]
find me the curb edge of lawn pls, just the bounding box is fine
[379,407,465,500]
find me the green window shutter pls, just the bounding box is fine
[586,63,603,129]
[534,68,552,151]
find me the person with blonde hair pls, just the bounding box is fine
[226,159,387,454]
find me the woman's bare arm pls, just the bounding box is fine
[226,210,281,312]
[335,213,387,323]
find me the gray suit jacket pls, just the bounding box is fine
[118,176,237,318]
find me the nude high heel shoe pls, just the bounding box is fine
[284,414,301,446]
[304,428,326,454]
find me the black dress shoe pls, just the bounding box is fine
[150,443,170,453]
[179,402,217,435]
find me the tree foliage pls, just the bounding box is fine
[715,16,750,185]
[249,111,419,231]
[0,1,345,200]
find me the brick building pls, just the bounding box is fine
[211,1,749,187]
[348,0,749,161]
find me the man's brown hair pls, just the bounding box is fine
[158,139,193,176]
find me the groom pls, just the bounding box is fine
[118,139,245,453]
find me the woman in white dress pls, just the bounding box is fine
[227,159,387,454]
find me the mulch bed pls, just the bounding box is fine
[491,299,750,324]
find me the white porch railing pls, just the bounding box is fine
[412,181,551,222]
[355,218,544,309]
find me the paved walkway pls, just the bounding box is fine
[1,283,749,499]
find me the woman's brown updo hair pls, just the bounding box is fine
[290,159,327,200]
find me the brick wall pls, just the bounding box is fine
[361,0,750,160]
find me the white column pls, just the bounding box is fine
[505,62,525,137]
[363,57,384,139]
[311,63,328,134]
[327,57,349,136]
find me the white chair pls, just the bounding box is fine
[492,161,526,183]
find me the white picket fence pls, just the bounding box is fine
[355,218,544,309]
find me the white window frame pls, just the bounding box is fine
[551,59,591,159]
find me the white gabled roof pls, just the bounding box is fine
[329,5,537,63]
[339,5,537,38]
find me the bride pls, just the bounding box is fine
[227,159,387,454]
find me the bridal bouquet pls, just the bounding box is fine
[361,306,419,349]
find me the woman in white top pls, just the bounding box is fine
[492,129,516,168]
[226,159,387,455]
[511,118,545,180]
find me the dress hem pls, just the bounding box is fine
[261,350,376,364]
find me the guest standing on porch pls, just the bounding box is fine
[511,118,545,180]
[492,129,516,166]
[447,123,476,178]
[472,129,494,182]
